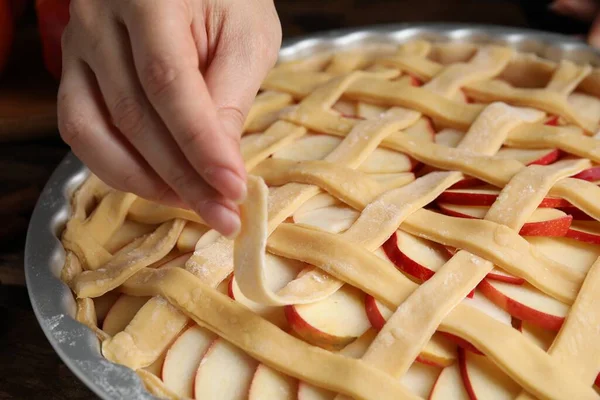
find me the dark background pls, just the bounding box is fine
[0,0,594,399]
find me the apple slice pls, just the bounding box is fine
[449,177,485,189]
[286,284,371,350]
[561,206,597,221]
[273,112,415,173]
[104,220,158,253]
[162,325,216,398]
[441,291,511,355]
[293,204,360,234]
[298,384,334,400]
[478,279,568,331]
[486,268,524,285]
[404,117,436,139]
[177,222,210,252]
[93,291,120,323]
[297,329,377,400]
[526,236,600,274]
[357,102,387,120]
[102,295,150,336]
[332,99,358,118]
[194,339,259,399]
[430,363,470,400]
[544,115,560,126]
[459,348,521,400]
[566,220,600,245]
[382,229,451,281]
[435,128,464,147]
[437,187,569,208]
[364,295,457,367]
[383,231,524,285]
[573,166,600,182]
[400,362,441,398]
[229,254,304,328]
[568,92,600,126]
[358,147,416,173]
[437,203,572,237]
[293,193,339,218]
[495,147,560,166]
[248,364,298,400]
[464,291,511,326]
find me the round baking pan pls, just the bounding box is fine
[24,23,600,399]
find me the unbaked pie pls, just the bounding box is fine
[60,39,600,400]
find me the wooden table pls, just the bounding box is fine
[0,0,556,398]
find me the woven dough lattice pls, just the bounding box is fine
[60,40,600,400]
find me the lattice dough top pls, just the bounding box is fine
[60,39,600,400]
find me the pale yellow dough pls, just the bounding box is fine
[58,39,600,400]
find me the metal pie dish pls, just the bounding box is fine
[25,23,600,399]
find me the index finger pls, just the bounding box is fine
[118,1,247,202]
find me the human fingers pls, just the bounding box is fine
[550,0,599,21]
[118,1,247,205]
[73,7,240,236]
[57,53,174,202]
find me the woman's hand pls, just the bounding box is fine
[57,0,281,237]
[551,0,600,47]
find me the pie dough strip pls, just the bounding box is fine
[545,60,592,96]
[69,174,112,220]
[187,106,420,287]
[242,120,308,171]
[81,191,138,245]
[62,222,113,271]
[517,257,600,400]
[237,177,418,307]
[102,295,189,370]
[402,209,584,303]
[263,69,334,99]
[456,102,544,154]
[75,297,110,341]
[243,91,294,132]
[344,76,484,131]
[550,178,600,222]
[136,369,182,400]
[379,52,595,132]
[439,302,599,400]
[241,103,550,303]
[251,158,413,210]
[347,159,587,389]
[506,124,600,163]
[73,219,185,298]
[464,79,597,133]
[128,198,203,225]
[121,268,421,400]
[264,221,597,399]
[271,172,460,304]
[61,251,83,286]
[422,45,514,97]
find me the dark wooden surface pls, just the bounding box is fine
[0,0,556,398]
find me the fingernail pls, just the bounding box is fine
[204,167,247,203]
[199,201,241,239]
